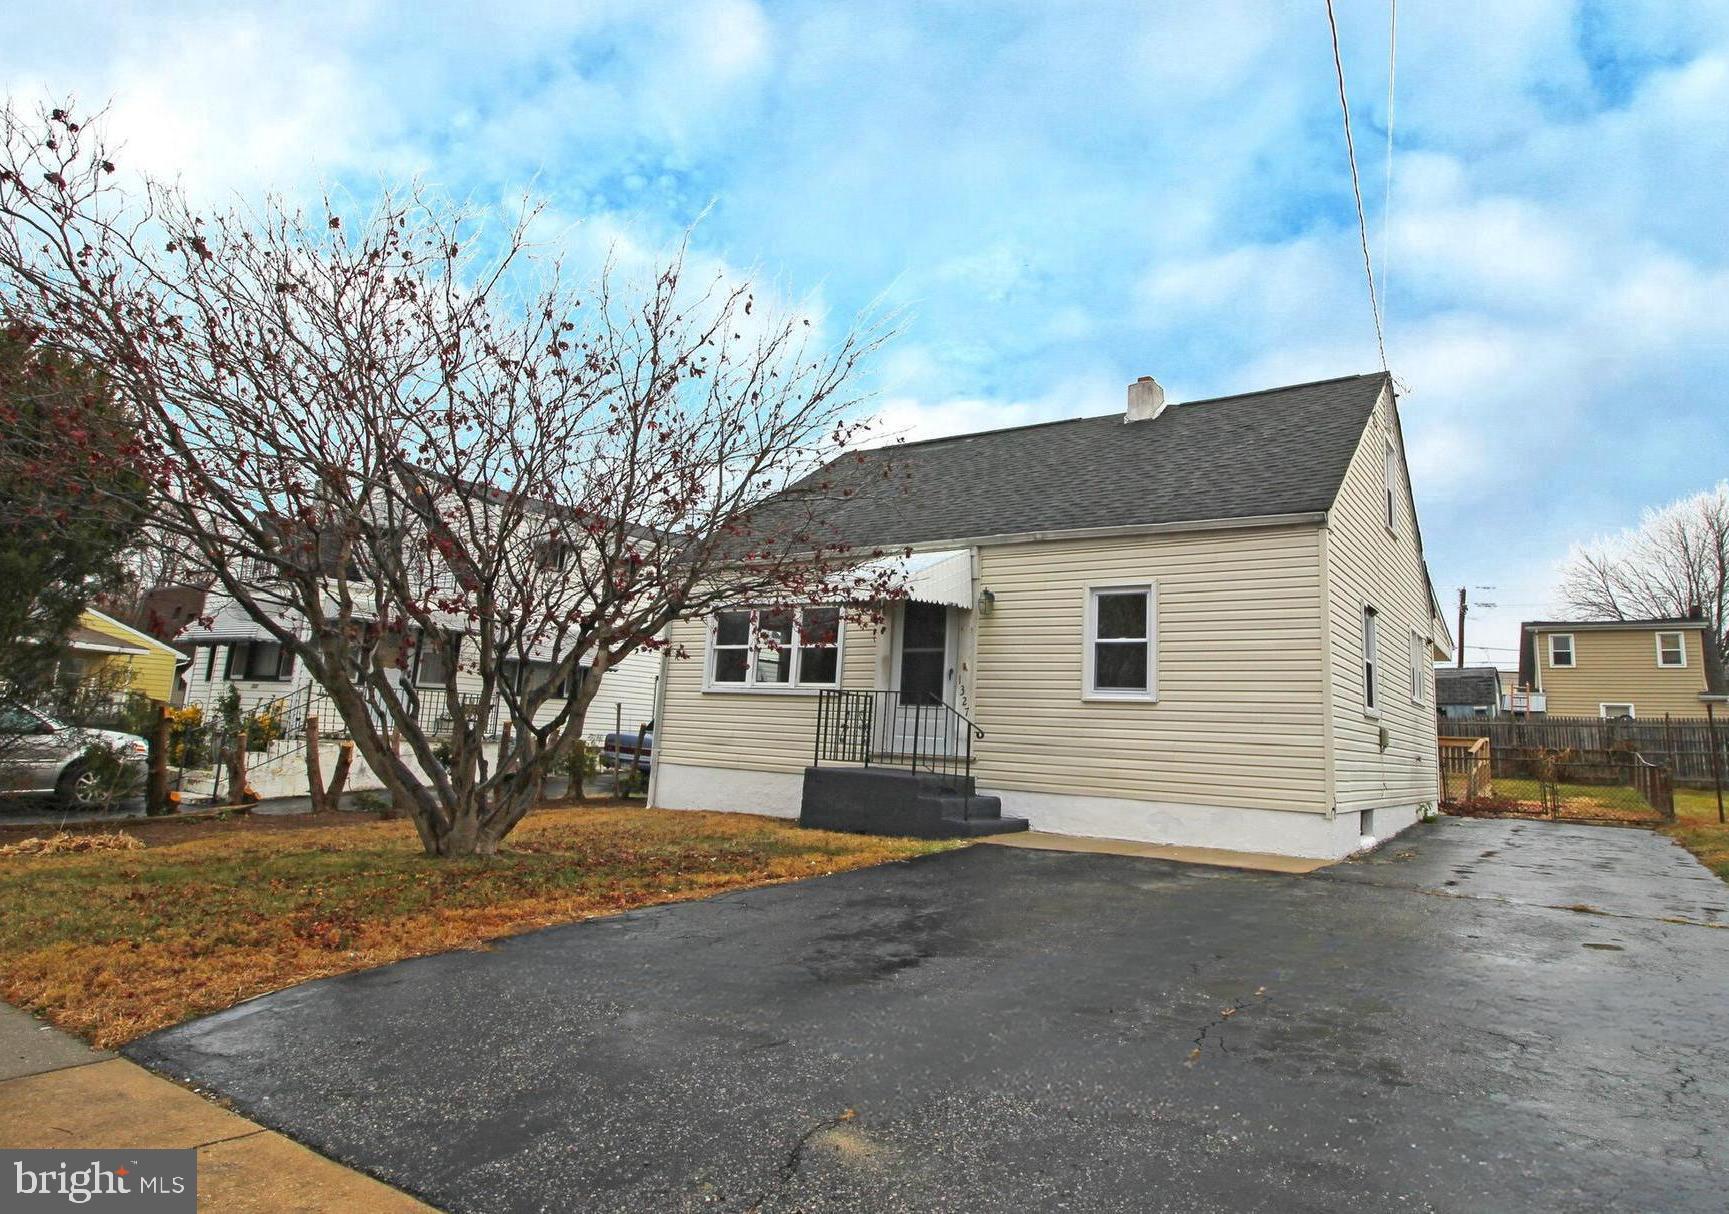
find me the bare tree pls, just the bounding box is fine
[1559,482,1729,650]
[0,101,903,855]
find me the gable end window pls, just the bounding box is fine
[1361,605,1380,715]
[1656,632,1686,668]
[1083,584,1156,701]
[708,607,841,691]
[1383,440,1398,532]
[1547,633,1574,668]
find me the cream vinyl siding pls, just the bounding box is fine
[972,526,1329,812]
[1534,627,1710,717]
[1323,389,1439,811]
[657,616,881,774]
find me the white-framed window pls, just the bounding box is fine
[1656,631,1686,667]
[1547,633,1575,668]
[1408,630,1425,704]
[1362,604,1380,715]
[1600,702,1636,720]
[1083,583,1156,701]
[706,606,842,691]
[413,629,461,688]
[499,658,582,702]
[1383,439,1398,532]
[224,640,295,682]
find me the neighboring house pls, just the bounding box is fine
[649,372,1452,860]
[179,596,661,739]
[1516,616,1729,719]
[1435,666,1502,720]
[63,608,183,703]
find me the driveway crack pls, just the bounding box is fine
[744,1108,857,1211]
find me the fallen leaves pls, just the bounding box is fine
[0,831,144,858]
[0,806,954,1049]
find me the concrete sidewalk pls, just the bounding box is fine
[0,1004,432,1212]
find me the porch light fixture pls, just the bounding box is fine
[977,588,996,616]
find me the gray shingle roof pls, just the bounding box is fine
[778,372,1389,550]
[1435,666,1501,709]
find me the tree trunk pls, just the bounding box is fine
[305,715,326,813]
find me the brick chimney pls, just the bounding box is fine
[1126,375,1167,423]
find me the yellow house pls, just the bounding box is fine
[66,608,183,703]
[648,372,1453,860]
[1517,618,1728,719]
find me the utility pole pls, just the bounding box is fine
[1456,587,1467,669]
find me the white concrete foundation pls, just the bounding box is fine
[649,761,1427,860]
[652,761,803,819]
[983,786,1425,859]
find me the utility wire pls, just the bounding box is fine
[1324,0,1388,372]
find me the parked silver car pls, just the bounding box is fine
[0,705,149,808]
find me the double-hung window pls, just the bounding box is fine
[1656,631,1686,668]
[1084,584,1156,700]
[1548,633,1574,668]
[1408,629,1425,704]
[1362,605,1380,715]
[708,607,841,690]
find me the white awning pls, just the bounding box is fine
[846,548,974,609]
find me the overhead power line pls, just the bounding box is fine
[1324,0,1388,372]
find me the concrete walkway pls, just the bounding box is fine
[0,1004,432,1212]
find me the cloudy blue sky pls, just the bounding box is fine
[5,1,1726,663]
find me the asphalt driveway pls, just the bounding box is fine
[127,817,1729,1212]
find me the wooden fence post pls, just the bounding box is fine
[1708,702,1726,826]
[146,702,171,816]
[226,724,251,805]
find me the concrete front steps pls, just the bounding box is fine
[799,766,1029,839]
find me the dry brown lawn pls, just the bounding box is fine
[0,803,955,1049]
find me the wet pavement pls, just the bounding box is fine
[127,816,1729,1212]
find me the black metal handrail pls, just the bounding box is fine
[813,688,984,786]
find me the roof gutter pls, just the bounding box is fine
[885,511,1330,554]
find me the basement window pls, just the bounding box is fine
[1600,703,1636,720]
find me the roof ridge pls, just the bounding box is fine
[855,371,1387,454]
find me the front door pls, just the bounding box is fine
[888,601,955,760]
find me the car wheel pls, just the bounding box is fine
[55,762,106,809]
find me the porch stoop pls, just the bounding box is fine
[799,766,1029,839]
